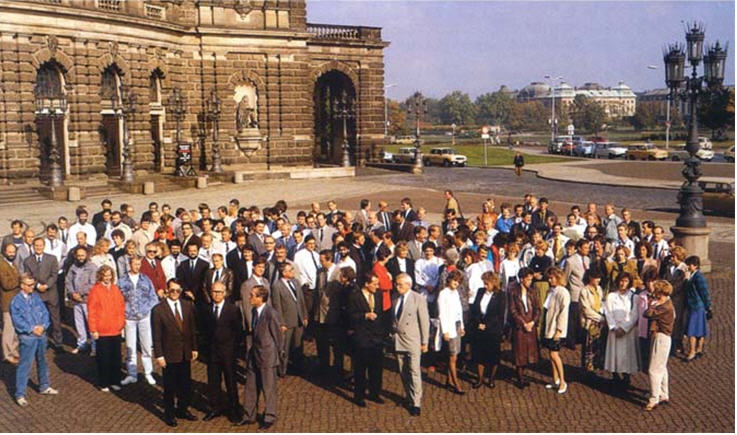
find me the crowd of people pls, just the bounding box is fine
[0,190,714,426]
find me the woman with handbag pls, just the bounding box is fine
[579,269,606,374]
[684,256,712,362]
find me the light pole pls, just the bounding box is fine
[383,83,397,138]
[34,94,66,188]
[451,122,456,147]
[333,89,354,167]
[206,88,223,173]
[544,75,563,142]
[663,21,727,272]
[407,92,427,173]
[648,64,672,149]
[115,84,137,183]
[168,87,193,177]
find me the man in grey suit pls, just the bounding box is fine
[23,237,63,349]
[270,263,308,376]
[239,258,270,351]
[14,229,35,273]
[563,239,591,349]
[247,221,268,257]
[407,226,427,262]
[238,285,282,429]
[392,273,429,417]
[314,213,337,252]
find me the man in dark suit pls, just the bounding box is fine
[348,273,389,407]
[386,241,415,288]
[91,198,113,230]
[315,252,347,376]
[202,253,234,301]
[202,281,242,423]
[267,245,292,288]
[271,263,308,376]
[176,243,210,305]
[23,237,62,348]
[238,285,282,429]
[399,197,418,224]
[532,197,556,231]
[152,279,199,427]
[391,210,416,243]
[247,221,268,257]
[226,244,252,302]
[239,257,270,351]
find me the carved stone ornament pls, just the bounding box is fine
[47,35,59,54]
[109,41,119,58]
[233,0,253,18]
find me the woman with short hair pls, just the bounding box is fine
[684,256,712,361]
[542,267,570,394]
[470,271,506,389]
[508,267,540,388]
[579,269,606,373]
[87,265,126,392]
[438,270,466,395]
[604,272,640,387]
[643,280,675,411]
[90,239,117,282]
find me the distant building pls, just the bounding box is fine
[517,81,637,119]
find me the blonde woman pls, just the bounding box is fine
[499,244,520,292]
[90,239,117,282]
[542,267,570,394]
[643,280,675,411]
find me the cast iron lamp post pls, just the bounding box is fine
[206,88,223,173]
[114,84,137,183]
[333,89,354,167]
[34,94,66,187]
[407,92,427,173]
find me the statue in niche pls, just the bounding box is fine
[235,95,258,131]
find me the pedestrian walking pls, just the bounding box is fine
[513,152,524,177]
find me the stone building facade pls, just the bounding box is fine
[517,81,637,119]
[0,0,388,185]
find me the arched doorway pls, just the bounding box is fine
[34,61,68,184]
[313,70,356,165]
[100,64,124,177]
[149,69,166,172]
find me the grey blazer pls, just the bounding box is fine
[271,278,308,329]
[543,285,571,339]
[314,225,337,252]
[23,253,59,303]
[239,274,271,333]
[249,304,283,368]
[407,239,423,262]
[564,253,590,302]
[392,291,430,353]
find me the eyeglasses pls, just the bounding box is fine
[168,287,182,293]
[146,250,158,254]
[211,290,225,294]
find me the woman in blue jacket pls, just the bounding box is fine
[683,256,712,362]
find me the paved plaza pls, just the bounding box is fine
[0,168,733,432]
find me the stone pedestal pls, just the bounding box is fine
[670,225,712,273]
[143,181,155,195]
[67,187,81,202]
[233,128,263,158]
[196,176,208,189]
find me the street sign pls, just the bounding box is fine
[567,124,575,135]
[481,133,490,139]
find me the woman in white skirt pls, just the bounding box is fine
[438,270,466,395]
[604,272,640,387]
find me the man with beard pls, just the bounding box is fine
[68,208,97,248]
[64,246,98,354]
[105,211,133,242]
[0,243,20,363]
[176,243,210,305]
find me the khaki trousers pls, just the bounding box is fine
[648,332,671,405]
[2,311,19,361]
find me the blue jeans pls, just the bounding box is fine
[124,315,153,376]
[16,334,50,399]
[73,303,95,352]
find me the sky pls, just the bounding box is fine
[306,1,736,100]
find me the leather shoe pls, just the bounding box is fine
[487,380,496,389]
[236,417,257,426]
[260,421,274,429]
[367,395,385,404]
[203,411,221,422]
[472,381,483,389]
[176,411,198,421]
[164,417,177,428]
[409,406,421,416]
[354,398,367,408]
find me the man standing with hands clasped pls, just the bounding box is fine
[392,273,429,416]
[152,279,199,427]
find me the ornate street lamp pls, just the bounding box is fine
[114,84,137,183]
[663,21,727,272]
[407,92,427,173]
[34,94,66,188]
[206,88,223,173]
[332,89,354,167]
[167,87,194,177]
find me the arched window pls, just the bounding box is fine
[149,69,164,106]
[35,61,63,99]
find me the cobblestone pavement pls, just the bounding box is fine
[0,170,732,432]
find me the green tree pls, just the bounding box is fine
[475,88,513,126]
[629,101,661,130]
[386,99,408,136]
[438,90,477,125]
[507,100,548,132]
[698,87,735,140]
[571,95,608,134]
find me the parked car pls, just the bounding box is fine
[593,142,628,159]
[724,146,735,163]
[423,148,468,167]
[560,142,576,155]
[698,177,734,215]
[395,136,415,145]
[393,147,418,164]
[626,143,668,161]
[669,145,715,162]
[548,138,565,154]
[574,141,595,157]
[381,151,394,163]
[588,136,608,143]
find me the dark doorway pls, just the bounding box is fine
[313,70,356,165]
[150,114,163,172]
[36,117,65,184]
[100,115,121,177]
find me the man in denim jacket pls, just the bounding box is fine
[119,256,160,386]
[10,273,58,406]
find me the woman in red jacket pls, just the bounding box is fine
[87,265,126,392]
[371,250,394,311]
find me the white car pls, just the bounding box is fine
[669,145,715,162]
[593,142,627,159]
[724,146,734,163]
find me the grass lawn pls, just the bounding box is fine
[383,143,574,166]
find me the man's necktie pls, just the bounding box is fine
[174,302,183,331]
[319,228,324,243]
[368,292,375,312]
[50,240,55,250]
[396,295,404,319]
[213,303,219,319]
[150,260,156,269]
[190,260,195,273]
[287,280,298,301]
[251,307,258,330]
[215,269,220,282]
[37,255,42,263]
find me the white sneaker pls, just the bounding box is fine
[16,397,28,407]
[145,374,156,385]
[100,387,110,393]
[40,387,58,395]
[110,385,121,391]
[121,376,138,385]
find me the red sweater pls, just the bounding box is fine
[372,262,393,311]
[87,282,126,337]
